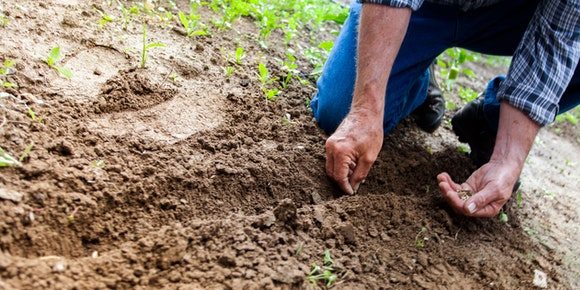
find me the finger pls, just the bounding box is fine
[333,155,355,195]
[463,187,506,218]
[437,173,470,214]
[350,156,373,193]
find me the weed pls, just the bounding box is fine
[140,24,166,68]
[307,250,338,288]
[45,46,73,79]
[0,147,19,167]
[516,189,523,207]
[0,12,9,27]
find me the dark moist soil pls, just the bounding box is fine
[1,0,579,289]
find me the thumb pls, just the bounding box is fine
[464,187,504,217]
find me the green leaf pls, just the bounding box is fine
[0,147,19,167]
[144,43,166,50]
[19,142,34,162]
[178,11,189,30]
[55,66,73,79]
[50,46,62,64]
[258,62,268,83]
[318,41,333,53]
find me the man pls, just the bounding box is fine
[310,0,579,217]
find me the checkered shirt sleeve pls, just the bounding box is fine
[498,0,580,126]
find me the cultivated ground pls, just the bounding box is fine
[0,0,579,289]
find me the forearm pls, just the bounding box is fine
[490,101,541,175]
[352,4,411,119]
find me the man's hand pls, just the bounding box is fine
[326,109,384,194]
[438,101,540,217]
[437,160,519,217]
[324,4,411,194]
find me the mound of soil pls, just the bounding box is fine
[0,0,578,289]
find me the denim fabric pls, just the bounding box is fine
[310,0,580,135]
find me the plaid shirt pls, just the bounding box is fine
[359,0,580,126]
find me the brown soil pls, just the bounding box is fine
[1,1,579,289]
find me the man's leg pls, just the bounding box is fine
[310,2,454,135]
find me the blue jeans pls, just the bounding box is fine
[311,0,580,135]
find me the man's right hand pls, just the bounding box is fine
[325,109,384,195]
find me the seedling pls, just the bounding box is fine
[0,147,19,167]
[178,10,208,36]
[19,142,34,162]
[45,46,73,79]
[0,59,16,76]
[523,227,538,235]
[415,227,428,247]
[140,24,166,68]
[234,47,246,65]
[93,160,105,167]
[516,189,523,207]
[223,66,234,77]
[257,62,276,85]
[96,9,115,30]
[307,250,338,288]
[295,242,303,256]
[0,13,9,27]
[498,209,508,223]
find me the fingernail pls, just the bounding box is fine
[467,203,477,214]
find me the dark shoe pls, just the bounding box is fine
[413,66,445,133]
[451,96,521,192]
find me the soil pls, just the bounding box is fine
[1,0,579,289]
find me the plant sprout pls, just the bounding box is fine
[140,24,166,68]
[307,250,338,287]
[0,147,20,167]
[46,46,73,79]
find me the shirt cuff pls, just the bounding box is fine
[357,0,423,11]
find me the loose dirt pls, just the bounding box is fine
[0,1,578,289]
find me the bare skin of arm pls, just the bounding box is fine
[438,101,540,217]
[325,4,411,194]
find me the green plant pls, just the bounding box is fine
[116,1,140,30]
[235,46,245,65]
[0,147,19,167]
[498,209,508,223]
[458,86,479,104]
[437,48,477,90]
[96,9,115,30]
[0,13,9,27]
[178,9,208,36]
[1,59,17,88]
[516,189,523,207]
[140,24,166,68]
[46,46,73,79]
[415,227,428,247]
[19,142,34,162]
[93,160,105,167]
[307,250,338,288]
[223,65,234,77]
